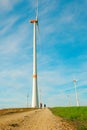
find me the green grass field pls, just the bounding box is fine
[50,107,87,130]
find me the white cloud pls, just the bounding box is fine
[0,62,33,108]
[0,15,20,35]
[0,63,32,81]
[0,21,32,55]
[0,0,21,11]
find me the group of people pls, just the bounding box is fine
[40,103,46,109]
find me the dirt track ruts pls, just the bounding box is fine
[0,108,76,130]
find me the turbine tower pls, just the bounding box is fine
[67,94,71,107]
[73,80,80,106]
[30,0,39,108]
[27,93,29,108]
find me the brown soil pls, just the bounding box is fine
[0,108,76,130]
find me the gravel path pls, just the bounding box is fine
[0,108,76,130]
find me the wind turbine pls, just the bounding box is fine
[30,0,39,108]
[73,80,80,106]
[67,94,71,107]
[27,93,29,108]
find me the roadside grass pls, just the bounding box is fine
[50,107,87,130]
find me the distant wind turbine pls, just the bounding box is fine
[27,93,29,108]
[73,80,80,106]
[67,94,71,107]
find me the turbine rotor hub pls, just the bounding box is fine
[30,20,38,23]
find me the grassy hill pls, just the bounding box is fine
[50,106,87,130]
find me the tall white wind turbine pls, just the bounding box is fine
[30,0,39,108]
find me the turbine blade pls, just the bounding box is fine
[36,0,38,19]
[37,22,40,38]
[36,20,42,55]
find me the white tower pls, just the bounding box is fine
[30,0,39,108]
[73,80,80,106]
[27,93,29,108]
[67,94,71,107]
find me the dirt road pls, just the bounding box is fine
[0,108,76,130]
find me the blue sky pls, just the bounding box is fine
[0,0,87,108]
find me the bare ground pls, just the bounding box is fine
[0,108,76,130]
